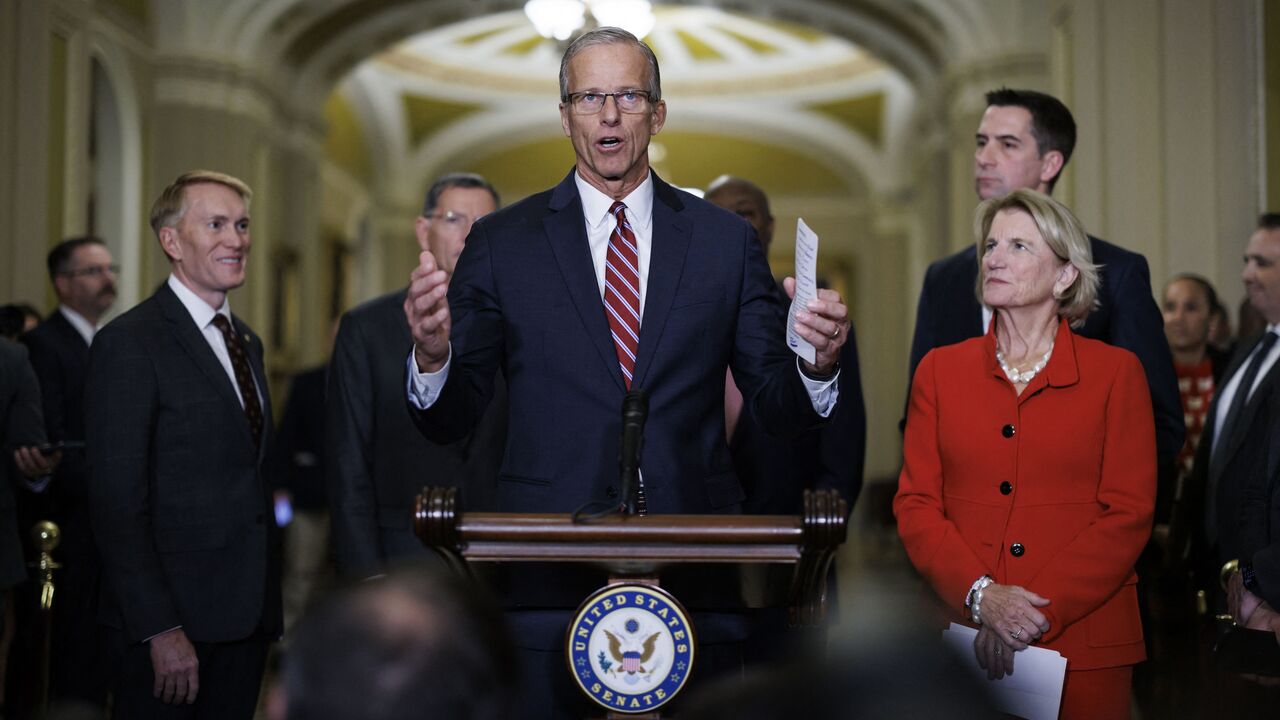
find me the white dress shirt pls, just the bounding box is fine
[1210,324,1280,457]
[167,275,260,409]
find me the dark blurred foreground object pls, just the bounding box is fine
[270,563,516,720]
[680,627,999,719]
[1214,626,1280,677]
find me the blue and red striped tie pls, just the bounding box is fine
[604,201,641,388]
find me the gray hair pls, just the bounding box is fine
[559,27,661,103]
[973,188,1100,328]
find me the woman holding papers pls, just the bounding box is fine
[895,189,1156,720]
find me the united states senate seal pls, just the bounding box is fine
[566,583,695,714]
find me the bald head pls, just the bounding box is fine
[705,175,774,254]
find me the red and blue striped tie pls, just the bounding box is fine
[604,201,641,388]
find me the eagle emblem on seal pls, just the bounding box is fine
[603,629,661,675]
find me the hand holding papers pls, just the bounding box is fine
[942,623,1066,720]
[786,219,820,365]
[784,219,849,375]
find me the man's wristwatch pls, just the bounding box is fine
[1241,562,1260,594]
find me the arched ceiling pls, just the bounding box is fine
[323,5,917,209]
[143,0,1013,210]
[149,0,1004,104]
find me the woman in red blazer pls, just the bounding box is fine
[896,189,1156,720]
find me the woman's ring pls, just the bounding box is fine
[830,325,840,339]
[995,646,1002,656]
[1011,628,1022,640]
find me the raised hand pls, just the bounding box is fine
[783,277,849,376]
[404,250,452,373]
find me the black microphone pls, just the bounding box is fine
[618,389,648,514]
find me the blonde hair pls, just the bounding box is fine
[149,170,253,237]
[973,188,1100,327]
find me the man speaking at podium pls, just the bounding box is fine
[403,27,849,715]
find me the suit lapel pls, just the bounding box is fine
[544,171,627,393]
[49,311,91,357]
[156,283,256,448]
[1216,358,1280,469]
[632,176,689,390]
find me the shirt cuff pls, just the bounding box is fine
[796,357,839,418]
[22,475,52,493]
[144,625,182,643]
[406,344,452,410]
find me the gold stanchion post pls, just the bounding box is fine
[30,521,60,714]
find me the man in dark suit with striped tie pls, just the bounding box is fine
[86,170,281,719]
[403,28,851,718]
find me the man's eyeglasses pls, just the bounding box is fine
[427,211,480,229]
[564,90,652,115]
[60,264,119,278]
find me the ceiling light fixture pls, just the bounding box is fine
[524,0,586,41]
[524,0,655,43]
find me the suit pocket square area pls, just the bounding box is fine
[155,526,228,553]
[670,285,725,310]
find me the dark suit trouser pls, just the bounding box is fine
[108,628,268,720]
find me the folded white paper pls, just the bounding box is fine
[942,622,1067,720]
[786,218,819,364]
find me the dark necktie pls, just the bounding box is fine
[1205,330,1277,542]
[1212,330,1278,475]
[211,314,263,450]
[604,201,641,388]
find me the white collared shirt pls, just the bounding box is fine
[166,275,259,409]
[1211,324,1280,455]
[58,305,98,346]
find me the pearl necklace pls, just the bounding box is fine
[996,341,1054,384]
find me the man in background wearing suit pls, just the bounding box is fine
[704,175,866,514]
[1,338,54,716]
[19,235,118,709]
[1189,215,1280,594]
[704,175,866,667]
[86,170,281,718]
[404,28,849,717]
[908,88,1181,477]
[328,172,504,580]
[1212,214,1280,711]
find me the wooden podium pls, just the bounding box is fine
[414,486,848,716]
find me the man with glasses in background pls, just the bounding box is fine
[13,236,118,713]
[328,173,505,581]
[404,27,850,717]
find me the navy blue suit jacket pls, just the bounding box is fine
[1,338,45,589]
[907,236,1183,474]
[85,282,281,643]
[22,312,96,564]
[410,171,822,516]
[1238,378,1280,608]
